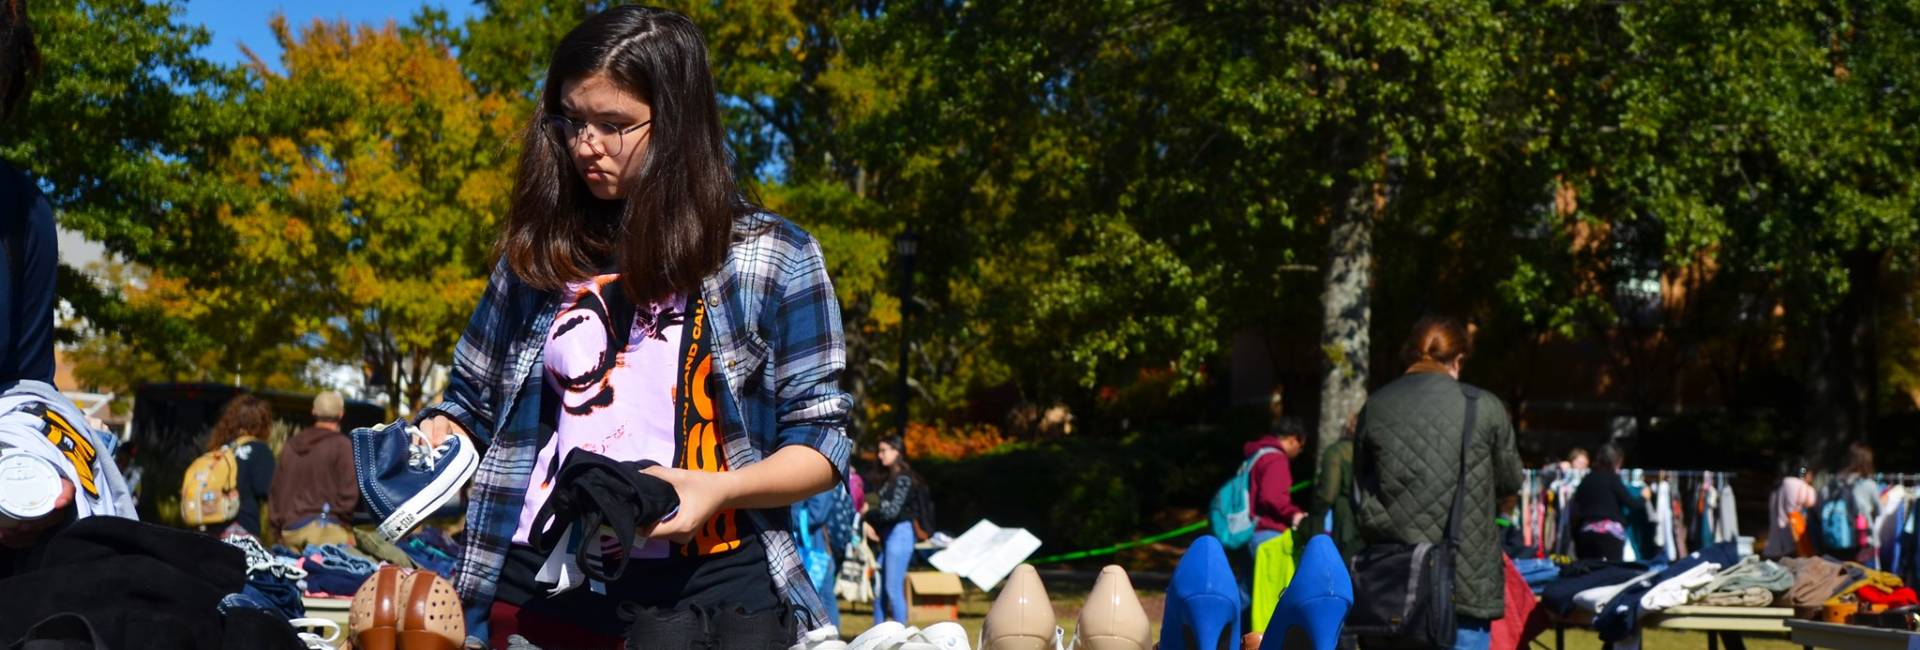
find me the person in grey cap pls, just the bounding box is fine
[269,391,360,550]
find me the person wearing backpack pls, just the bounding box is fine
[1818,442,1881,562]
[182,395,276,539]
[863,435,931,624]
[1245,417,1309,556]
[1351,316,1523,650]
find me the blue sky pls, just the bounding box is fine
[179,0,480,68]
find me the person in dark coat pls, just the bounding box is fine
[1568,444,1647,562]
[1353,316,1524,650]
[0,0,69,559]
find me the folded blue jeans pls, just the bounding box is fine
[311,543,379,575]
[1514,558,1561,586]
[1453,616,1492,650]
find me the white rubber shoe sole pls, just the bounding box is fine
[0,452,62,521]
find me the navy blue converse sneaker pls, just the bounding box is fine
[352,419,478,542]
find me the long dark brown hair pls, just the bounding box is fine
[0,0,37,121]
[499,6,744,304]
[1844,441,1875,477]
[207,395,272,452]
[879,435,920,485]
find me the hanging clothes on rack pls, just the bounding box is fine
[1718,478,1740,544]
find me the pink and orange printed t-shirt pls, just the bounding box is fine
[512,275,685,558]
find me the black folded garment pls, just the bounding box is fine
[0,517,302,650]
[1852,606,1920,631]
[529,448,681,582]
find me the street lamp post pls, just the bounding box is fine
[894,228,918,446]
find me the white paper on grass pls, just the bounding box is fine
[928,519,1043,591]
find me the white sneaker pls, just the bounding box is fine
[288,618,341,650]
[0,451,61,520]
[919,622,971,650]
[848,622,910,650]
[792,625,850,650]
[849,622,935,650]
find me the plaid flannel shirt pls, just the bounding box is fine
[422,212,854,642]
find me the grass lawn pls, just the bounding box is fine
[827,587,1807,649]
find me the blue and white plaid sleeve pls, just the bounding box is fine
[772,237,853,482]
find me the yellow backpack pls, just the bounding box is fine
[179,435,257,527]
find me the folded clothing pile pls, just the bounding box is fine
[1515,558,1560,592]
[0,516,303,649]
[1778,556,1857,611]
[288,543,381,597]
[1538,560,1649,616]
[401,535,458,577]
[1688,556,1793,607]
[1593,542,1741,642]
[220,535,308,621]
[1858,586,1920,608]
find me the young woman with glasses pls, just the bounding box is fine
[412,6,852,647]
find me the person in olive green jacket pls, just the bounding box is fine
[1353,316,1524,650]
[1309,413,1359,560]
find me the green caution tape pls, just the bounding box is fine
[1024,479,1313,564]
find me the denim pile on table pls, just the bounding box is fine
[1515,557,1561,592]
[401,527,460,577]
[274,543,380,597]
[220,534,308,620]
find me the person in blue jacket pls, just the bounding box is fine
[0,0,66,557]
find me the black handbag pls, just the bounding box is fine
[1347,386,1480,649]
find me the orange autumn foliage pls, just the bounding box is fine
[904,422,1011,461]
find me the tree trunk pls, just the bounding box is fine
[1802,249,1883,465]
[1318,182,1377,456]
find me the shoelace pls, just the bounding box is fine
[225,534,307,580]
[407,426,455,472]
[296,632,335,650]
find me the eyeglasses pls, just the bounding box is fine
[544,115,653,157]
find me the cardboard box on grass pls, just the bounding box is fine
[905,571,964,622]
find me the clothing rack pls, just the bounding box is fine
[1514,467,1742,563]
[1526,468,1738,479]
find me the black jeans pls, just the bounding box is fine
[1575,531,1626,563]
[620,602,792,650]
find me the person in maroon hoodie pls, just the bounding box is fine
[1247,416,1308,555]
[268,392,359,550]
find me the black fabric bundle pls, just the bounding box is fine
[529,448,682,582]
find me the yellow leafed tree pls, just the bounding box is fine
[77,16,518,411]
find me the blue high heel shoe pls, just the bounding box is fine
[1159,535,1242,650]
[1260,534,1353,650]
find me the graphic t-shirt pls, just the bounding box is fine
[512,275,743,560]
